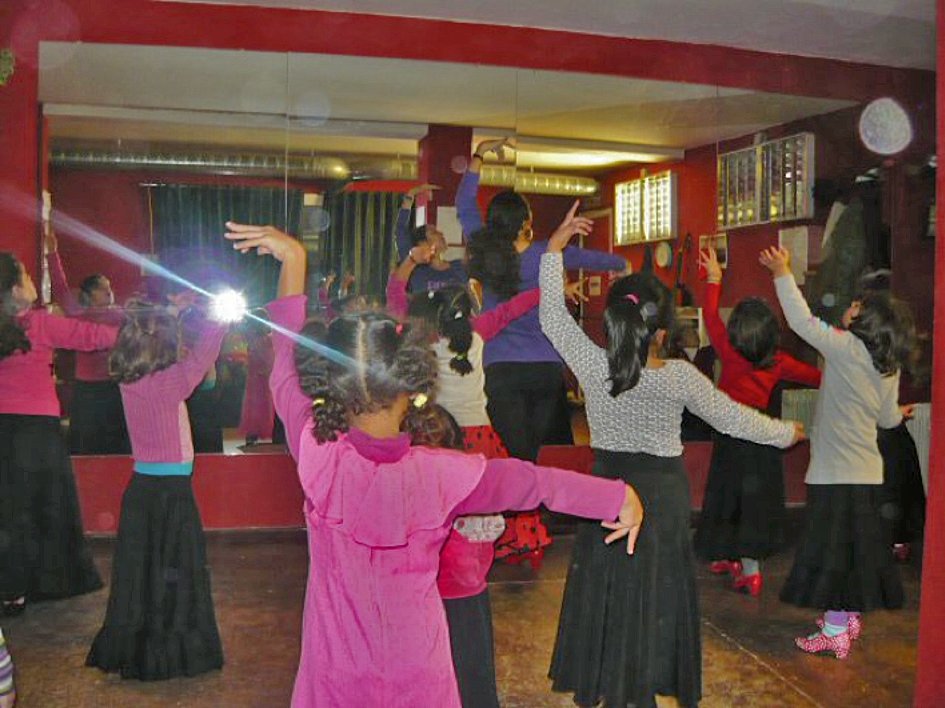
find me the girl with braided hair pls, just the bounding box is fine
[224,221,644,708]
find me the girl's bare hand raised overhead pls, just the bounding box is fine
[547,201,593,254]
[225,222,305,262]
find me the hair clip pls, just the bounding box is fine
[625,293,640,305]
[395,322,404,335]
[411,393,429,408]
[312,397,326,408]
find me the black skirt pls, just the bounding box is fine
[877,423,926,546]
[87,473,223,680]
[780,484,904,612]
[693,434,785,561]
[550,451,701,708]
[69,380,131,455]
[444,589,499,708]
[0,414,103,601]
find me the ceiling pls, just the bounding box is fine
[40,42,855,175]
[166,0,936,70]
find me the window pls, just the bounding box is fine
[615,170,677,244]
[717,132,815,229]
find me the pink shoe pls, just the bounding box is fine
[817,614,861,641]
[709,560,742,577]
[795,629,852,659]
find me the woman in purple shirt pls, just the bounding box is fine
[458,140,627,562]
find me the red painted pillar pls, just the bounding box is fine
[417,124,473,224]
[914,2,945,705]
[0,1,41,273]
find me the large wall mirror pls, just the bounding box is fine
[38,40,932,459]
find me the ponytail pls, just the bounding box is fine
[408,286,475,376]
[603,273,674,398]
[0,253,31,361]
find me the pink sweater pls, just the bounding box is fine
[119,320,227,463]
[47,251,125,382]
[0,308,118,417]
[267,295,626,708]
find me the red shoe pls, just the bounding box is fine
[817,614,862,641]
[795,629,852,659]
[732,572,762,597]
[709,560,743,577]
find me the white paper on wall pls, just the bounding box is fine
[778,226,809,285]
[433,206,464,246]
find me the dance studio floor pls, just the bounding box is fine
[4,525,919,707]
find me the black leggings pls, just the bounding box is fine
[485,362,573,462]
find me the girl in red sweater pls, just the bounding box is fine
[692,247,821,596]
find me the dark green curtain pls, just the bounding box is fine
[323,191,400,298]
[147,184,303,306]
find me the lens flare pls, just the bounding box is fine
[210,289,247,323]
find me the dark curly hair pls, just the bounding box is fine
[465,191,531,301]
[109,299,181,383]
[408,286,474,376]
[848,291,917,377]
[78,273,110,307]
[293,312,438,443]
[603,273,675,397]
[727,298,780,369]
[402,403,465,450]
[0,253,31,360]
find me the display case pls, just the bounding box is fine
[615,170,677,244]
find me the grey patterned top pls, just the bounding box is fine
[539,253,796,456]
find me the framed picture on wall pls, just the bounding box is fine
[699,232,728,268]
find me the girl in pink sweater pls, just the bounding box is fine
[225,222,644,708]
[0,252,117,616]
[86,298,227,680]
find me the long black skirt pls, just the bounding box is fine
[877,423,926,546]
[780,484,903,612]
[0,414,102,601]
[87,473,223,680]
[69,380,131,455]
[550,452,701,708]
[693,435,785,561]
[444,589,499,708]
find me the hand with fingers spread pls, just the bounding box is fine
[225,222,305,262]
[700,247,722,284]
[564,277,588,305]
[759,246,792,278]
[602,485,645,554]
[547,201,593,254]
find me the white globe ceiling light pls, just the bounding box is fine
[858,98,913,156]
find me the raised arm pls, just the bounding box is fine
[539,252,600,378]
[44,230,82,315]
[396,184,440,260]
[699,247,740,366]
[226,222,312,460]
[386,244,433,319]
[680,363,799,448]
[761,246,851,359]
[457,139,509,239]
[472,287,539,341]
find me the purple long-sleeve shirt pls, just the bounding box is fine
[456,170,627,365]
[395,207,467,293]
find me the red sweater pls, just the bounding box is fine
[703,281,821,410]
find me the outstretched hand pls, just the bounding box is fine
[602,485,644,555]
[758,246,792,278]
[547,201,593,254]
[700,247,722,283]
[225,222,305,262]
[564,277,588,304]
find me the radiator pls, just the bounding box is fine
[782,391,930,493]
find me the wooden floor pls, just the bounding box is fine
[3,526,920,707]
